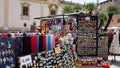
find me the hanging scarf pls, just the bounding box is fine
[31,36,37,53]
[41,22,46,34]
[69,23,73,31]
[47,34,52,50]
[42,35,46,51]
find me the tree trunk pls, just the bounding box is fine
[103,13,113,31]
[89,10,92,16]
[98,19,104,30]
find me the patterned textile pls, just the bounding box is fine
[110,29,120,54]
[0,37,15,68]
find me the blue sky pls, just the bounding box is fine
[65,0,107,4]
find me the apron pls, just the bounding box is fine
[109,29,120,54]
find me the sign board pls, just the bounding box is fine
[19,55,32,67]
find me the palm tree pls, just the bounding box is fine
[85,3,96,16]
[107,6,120,14]
[98,13,107,30]
[84,12,89,16]
[103,6,120,31]
[62,5,74,14]
[73,4,82,12]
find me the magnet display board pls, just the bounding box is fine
[77,16,98,56]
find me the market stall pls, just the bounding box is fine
[0,13,111,68]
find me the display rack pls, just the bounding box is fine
[17,45,77,68]
[34,14,78,34]
[77,16,98,56]
[34,14,99,56]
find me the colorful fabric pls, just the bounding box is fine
[58,19,62,26]
[36,35,39,53]
[55,19,58,25]
[0,37,15,68]
[41,22,46,34]
[22,36,31,55]
[46,35,48,50]
[2,33,8,38]
[39,35,42,52]
[47,35,52,50]
[42,35,46,51]
[69,23,73,30]
[31,36,37,53]
[14,37,23,57]
[110,29,120,54]
[46,20,50,26]
[52,35,55,49]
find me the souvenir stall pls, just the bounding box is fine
[34,14,78,46]
[0,32,56,68]
[34,14,110,67]
[0,32,76,68]
[76,16,105,67]
[14,14,78,68]
[0,13,111,67]
[76,15,110,67]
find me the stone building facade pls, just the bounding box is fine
[98,0,120,28]
[99,0,120,13]
[108,15,120,28]
[0,0,78,31]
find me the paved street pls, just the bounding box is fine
[108,55,120,68]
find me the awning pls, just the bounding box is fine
[34,13,80,19]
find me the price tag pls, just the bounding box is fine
[19,55,32,66]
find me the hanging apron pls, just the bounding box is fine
[109,29,120,54]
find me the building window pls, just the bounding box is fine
[21,3,30,20]
[117,19,120,23]
[51,11,56,15]
[49,4,58,15]
[23,6,29,15]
